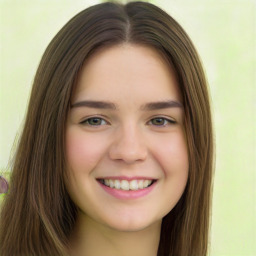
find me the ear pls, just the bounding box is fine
[0,176,8,194]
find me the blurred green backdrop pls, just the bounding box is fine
[0,0,255,255]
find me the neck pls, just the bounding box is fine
[69,213,161,256]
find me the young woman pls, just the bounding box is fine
[0,1,214,256]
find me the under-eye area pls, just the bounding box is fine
[97,179,157,191]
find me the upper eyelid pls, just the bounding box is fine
[148,117,176,125]
[78,115,176,124]
[80,114,108,120]
[80,115,109,124]
[148,115,176,122]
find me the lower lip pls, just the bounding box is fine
[98,181,157,200]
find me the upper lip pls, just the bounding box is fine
[96,176,156,181]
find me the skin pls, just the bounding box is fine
[65,44,189,256]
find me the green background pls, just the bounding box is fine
[0,0,255,255]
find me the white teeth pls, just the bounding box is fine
[114,180,121,189]
[109,180,114,188]
[101,179,154,190]
[138,180,144,189]
[130,180,138,190]
[143,180,150,187]
[121,180,129,190]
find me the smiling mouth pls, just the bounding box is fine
[97,179,156,191]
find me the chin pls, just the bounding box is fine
[100,214,162,233]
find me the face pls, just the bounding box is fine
[65,44,188,232]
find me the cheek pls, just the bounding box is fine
[154,131,189,177]
[66,128,106,171]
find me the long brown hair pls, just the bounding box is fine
[0,2,214,255]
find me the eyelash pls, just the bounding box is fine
[148,117,176,126]
[80,117,108,126]
[80,116,176,127]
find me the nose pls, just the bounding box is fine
[108,125,148,164]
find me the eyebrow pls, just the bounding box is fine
[70,100,183,110]
[141,100,183,110]
[71,100,117,109]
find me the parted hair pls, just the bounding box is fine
[0,1,214,255]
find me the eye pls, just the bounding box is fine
[149,117,176,126]
[80,117,108,126]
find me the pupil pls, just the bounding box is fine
[90,118,101,125]
[153,118,164,125]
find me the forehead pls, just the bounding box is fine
[72,43,181,104]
